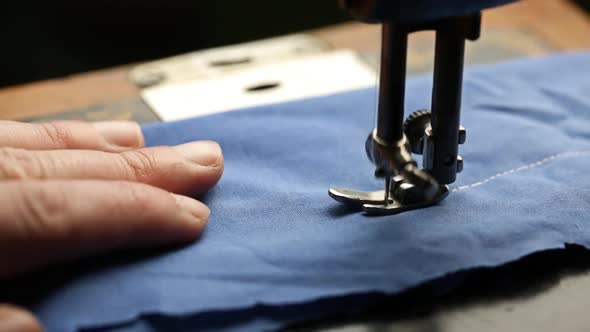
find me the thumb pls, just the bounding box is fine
[0,304,42,332]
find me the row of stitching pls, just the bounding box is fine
[451,150,590,193]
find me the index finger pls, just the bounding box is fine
[0,120,144,152]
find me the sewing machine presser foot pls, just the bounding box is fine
[329,175,449,216]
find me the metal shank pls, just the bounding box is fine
[328,13,481,215]
[429,15,480,184]
[376,23,407,144]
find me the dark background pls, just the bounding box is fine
[0,1,349,88]
[0,0,588,87]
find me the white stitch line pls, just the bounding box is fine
[451,150,590,193]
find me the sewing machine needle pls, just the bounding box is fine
[384,176,392,205]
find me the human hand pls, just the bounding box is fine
[0,120,223,331]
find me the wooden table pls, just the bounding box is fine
[0,0,589,121]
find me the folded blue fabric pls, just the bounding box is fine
[13,52,590,332]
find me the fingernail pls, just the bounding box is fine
[173,194,210,223]
[93,121,145,148]
[174,141,222,167]
[0,307,42,332]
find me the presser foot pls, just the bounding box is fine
[329,176,449,216]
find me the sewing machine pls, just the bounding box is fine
[330,0,519,215]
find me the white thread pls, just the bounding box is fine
[451,150,590,193]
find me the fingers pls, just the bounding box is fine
[0,141,223,196]
[0,304,42,332]
[0,120,144,152]
[0,180,210,279]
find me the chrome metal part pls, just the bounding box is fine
[330,131,447,216]
[457,155,464,173]
[329,13,480,216]
[329,179,449,216]
[363,185,449,215]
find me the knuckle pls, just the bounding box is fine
[37,122,73,149]
[120,149,160,182]
[114,181,165,217]
[0,148,45,180]
[17,183,70,239]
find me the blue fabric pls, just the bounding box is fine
[12,52,590,332]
